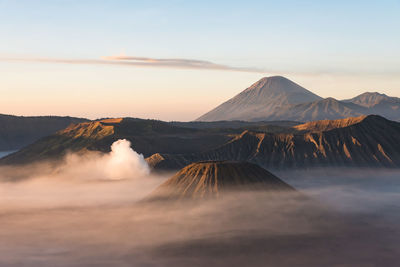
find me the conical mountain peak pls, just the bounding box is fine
[148,161,295,200]
[196,76,322,121]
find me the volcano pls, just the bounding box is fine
[149,161,295,200]
[196,76,322,121]
[196,76,400,122]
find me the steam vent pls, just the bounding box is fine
[149,161,295,200]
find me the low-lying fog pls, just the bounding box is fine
[0,140,400,267]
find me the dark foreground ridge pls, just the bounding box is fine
[147,161,295,200]
[147,115,400,170]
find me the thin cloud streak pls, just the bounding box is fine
[0,55,265,73]
[1,55,398,77]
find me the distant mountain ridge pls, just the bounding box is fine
[266,97,367,121]
[0,114,88,151]
[344,92,400,121]
[344,92,400,107]
[196,76,400,122]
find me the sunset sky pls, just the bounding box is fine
[0,0,399,121]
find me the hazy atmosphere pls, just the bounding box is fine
[1,145,400,266]
[0,0,399,120]
[1,1,400,266]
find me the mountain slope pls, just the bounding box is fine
[196,76,400,122]
[148,115,400,170]
[266,97,367,121]
[0,114,88,151]
[196,76,322,121]
[344,92,400,107]
[293,115,367,132]
[147,161,295,200]
[0,118,235,165]
[344,92,400,121]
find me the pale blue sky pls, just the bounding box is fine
[0,0,399,120]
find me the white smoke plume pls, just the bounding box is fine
[60,139,150,181]
[100,139,149,180]
[0,139,161,210]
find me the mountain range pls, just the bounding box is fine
[1,118,292,164]
[0,118,223,164]
[197,76,400,122]
[148,115,400,170]
[3,114,399,171]
[1,76,399,170]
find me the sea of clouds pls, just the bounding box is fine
[0,139,400,266]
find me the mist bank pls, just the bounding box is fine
[1,185,400,267]
[0,139,165,211]
[0,146,400,266]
